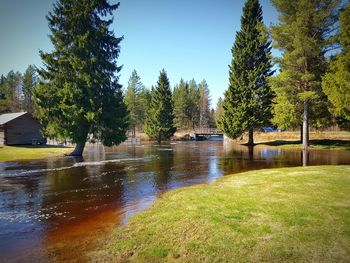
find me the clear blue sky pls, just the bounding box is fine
[0,0,279,107]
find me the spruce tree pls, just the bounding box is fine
[218,0,274,145]
[271,0,341,148]
[124,70,145,136]
[138,87,152,130]
[215,97,224,125]
[145,70,176,143]
[322,4,350,124]
[33,0,128,156]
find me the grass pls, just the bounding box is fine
[0,145,73,162]
[224,131,350,150]
[258,139,350,150]
[91,166,350,262]
[253,131,350,142]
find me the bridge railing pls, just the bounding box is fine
[193,128,223,134]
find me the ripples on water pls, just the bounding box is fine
[0,141,349,261]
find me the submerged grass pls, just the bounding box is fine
[92,165,350,262]
[0,145,73,162]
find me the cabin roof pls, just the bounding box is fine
[0,112,28,125]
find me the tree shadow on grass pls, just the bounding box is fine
[256,140,301,146]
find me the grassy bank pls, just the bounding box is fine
[247,131,350,150]
[92,166,350,262]
[0,145,73,162]
[252,131,350,143]
[258,139,350,151]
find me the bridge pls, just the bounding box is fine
[192,128,224,140]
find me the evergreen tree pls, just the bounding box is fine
[198,79,211,128]
[270,75,300,130]
[4,71,22,112]
[188,79,200,129]
[145,70,176,143]
[218,0,274,145]
[124,70,145,136]
[173,79,191,129]
[209,108,216,128]
[0,74,9,113]
[214,97,224,126]
[172,78,206,130]
[271,72,333,132]
[322,4,350,125]
[271,0,340,148]
[138,87,152,131]
[22,65,37,113]
[33,0,128,156]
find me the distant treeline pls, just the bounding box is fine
[0,66,223,133]
[0,65,37,114]
[119,69,223,136]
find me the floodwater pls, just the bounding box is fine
[0,141,349,262]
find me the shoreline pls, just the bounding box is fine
[90,165,350,262]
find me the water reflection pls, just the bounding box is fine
[0,141,349,261]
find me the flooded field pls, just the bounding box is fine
[0,141,349,262]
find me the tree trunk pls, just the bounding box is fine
[302,148,309,166]
[69,142,86,156]
[302,101,309,149]
[300,125,303,143]
[248,145,254,160]
[247,129,254,146]
[157,133,161,144]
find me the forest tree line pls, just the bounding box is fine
[0,65,37,114]
[0,66,219,134]
[124,69,217,137]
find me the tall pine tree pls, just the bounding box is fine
[145,70,176,143]
[218,0,273,145]
[34,0,128,156]
[271,0,340,148]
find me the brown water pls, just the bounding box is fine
[0,141,349,262]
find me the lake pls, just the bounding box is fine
[0,141,349,262]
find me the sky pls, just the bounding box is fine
[0,0,279,107]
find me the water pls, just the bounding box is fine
[0,141,349,262]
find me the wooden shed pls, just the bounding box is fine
[0,112,47,145]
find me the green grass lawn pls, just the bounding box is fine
[91,166,350,262]
[0,145,73,162]
[258,139,350,151]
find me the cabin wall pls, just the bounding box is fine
[4,115,46,145]
[0,126,4,145]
